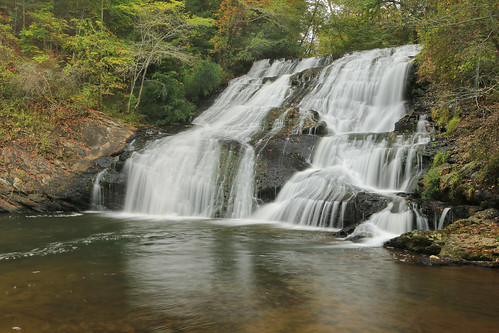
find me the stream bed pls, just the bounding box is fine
[0,212,497,332]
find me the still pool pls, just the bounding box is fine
[0,213,497,332]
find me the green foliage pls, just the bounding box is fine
[446,116,461,136]
[19,9,68,54]
[482,152,499,184]
[417,0,498,99]
[138,72,195,125]
[184,60,222,102]
[432,152,451,168]
[212,0,307,73]
[422,168,441,200]
[186,0,222,18]
[441,170,464,200]
[0,18,19,95]
[65,19,132,100]
[316,0,423,55]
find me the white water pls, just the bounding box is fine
[254,45,430,241]
[123,56,327,217]
[297,47,415,134]
[438,207,452,230]
[91,170,106,211]
[121,45,430,243]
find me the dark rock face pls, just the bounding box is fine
[351,192,391,220]
[394,113,420,134]
[412,198,481,230]
[95,168,128,211]
[339,192,391,232]
[254,134,317,202]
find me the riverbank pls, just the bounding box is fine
[0,111,134,213]
[386,209,499,267]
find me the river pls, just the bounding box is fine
[1,213,497,332]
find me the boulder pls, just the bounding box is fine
[385,208,499,266]
[254,134,317,202]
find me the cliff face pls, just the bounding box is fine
[0,111,134,213]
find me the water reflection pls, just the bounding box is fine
[0,214,498,332]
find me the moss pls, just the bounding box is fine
[446,115,461,136]
[422,168,441,199]
[481,151,499,184]
[431,106,450,125]
[432,151,451,168]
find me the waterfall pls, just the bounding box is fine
[254,45,429,237]
[91,170,106,211]
[438,207,452,230]
[227,145,256,218]
[121,44,430,241]
[122,55,328,217]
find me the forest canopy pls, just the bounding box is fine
[0,0,497,129]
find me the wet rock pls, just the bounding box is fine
[351,192,391,220]
[385,208,499,266]
[336,192,392,232]
[414,199,481,230]
[394,113,420,134]
[385,230,445,255]
[254,134,317,202]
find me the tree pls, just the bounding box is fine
[212,0,307,73]
[65,18,132,108]
[18,9,68,54]
[316,0,423,55]
[125,0,195,112]
[0,13,19,97]
[417,0,498,102]
[138,71,195,124]
[184,60,223,102]
[185,0,222,18]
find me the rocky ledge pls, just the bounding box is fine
[385,208,499,267]
[0,111,135,213]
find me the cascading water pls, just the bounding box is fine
[120,44,429,243]
[91,170,106,211]
[438,207,452,230]
[122,56,328,217]
[254,45,429,242]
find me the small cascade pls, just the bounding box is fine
[417,115,429,133]
[311,134,426,192]
[227,146,256,218]
[254,167,357,228]
[345,198,429,245]
[437,207,452,230]
[91,170,106,211]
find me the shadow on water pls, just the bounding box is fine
[1,213,498,332]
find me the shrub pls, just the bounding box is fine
[422,168,441,199]
[184,60,222,102]
[446,116,461,136]
[138,72,195,125]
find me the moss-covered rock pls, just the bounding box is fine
[386,230,445,255]
[385,208,499,266]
